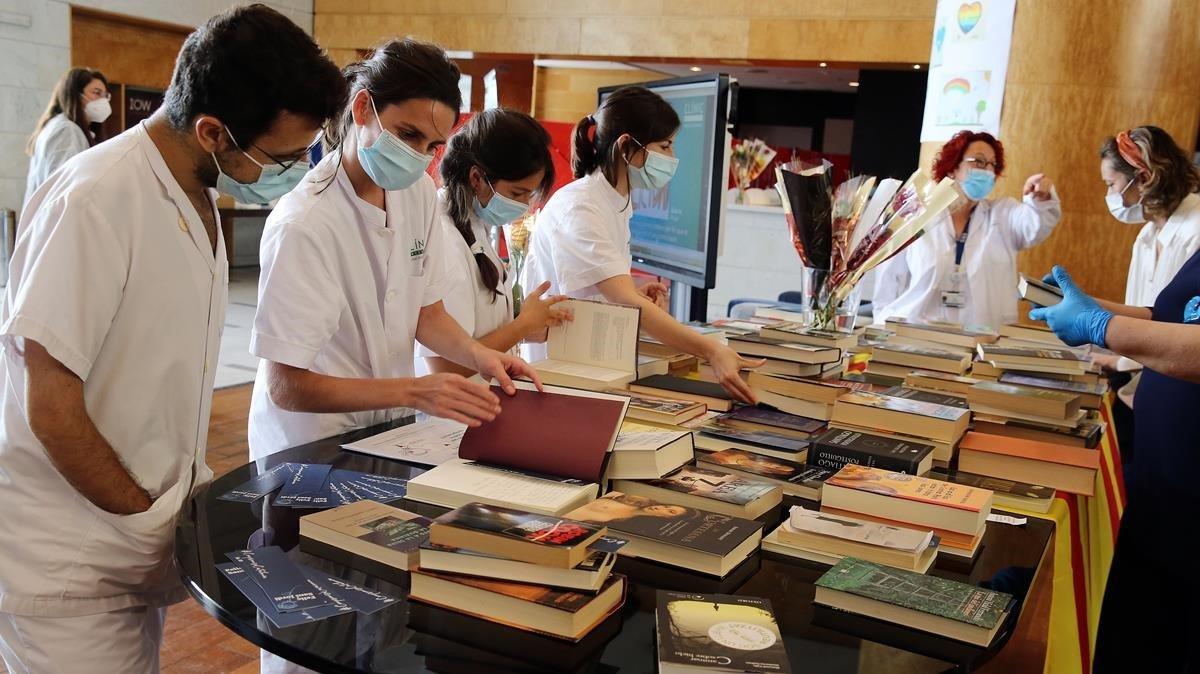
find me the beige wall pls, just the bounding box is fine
[313,0,934,64]
[533,67,665,123]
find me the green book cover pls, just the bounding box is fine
[816,558,1013,629]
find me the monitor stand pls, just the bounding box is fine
[668,280,709,323]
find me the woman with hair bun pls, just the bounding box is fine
[522,86,761,404]
[872,130,1061,329]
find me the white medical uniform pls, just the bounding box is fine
[248,155,450,460]
[1115,192,1200,406]
[414,190,513,375]
[0,123,225,670]
[23,114,91,210]
[872,191,1061,329]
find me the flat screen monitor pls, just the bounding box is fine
[599,74,732,289]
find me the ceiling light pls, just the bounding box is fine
[913,64,922,70]
[848,81,860,87]
[819,62,828,68]
[689,66,703,72]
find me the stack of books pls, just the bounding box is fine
[763,506,938,572]
[613,464,783,519]
[747,371,845,420]
[605,421,695,480]
[996,372,1106,409]
[724,332,843,379]
[814,557,1014,647]
[884,318,999,350]
[829,391,970,464]
[999,321,1067,347]
[714,406,826,439]
[410,503,626,641]
[608,389,708,426]
[697,448,835,501]
[879,385,969,409]
[974,343,1098,382]
[757,322,858,350]
[930,469,1056,514]
[865,341,973,378]
[299,500,432,580]
[958,431,1099,496]
[971,412,1105,449]
[966,380,1085,430]
[638,340,700,377]
[694,418,810,462]
[820,464,993,559]
[565,492,764,577]
[629,374,736,412]
[903,370,980,398]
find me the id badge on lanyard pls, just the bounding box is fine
[941,224,969,309]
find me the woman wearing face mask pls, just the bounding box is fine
[872,130,1061,329]
[1092,126,1200,463]
[416,108,573,376]
[23,67,111,209]
[248,39,540,463]
[522,86,762,404]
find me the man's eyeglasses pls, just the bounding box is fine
[249,130,326,176]
[963,156,998,171]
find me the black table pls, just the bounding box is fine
[175,419,1054,674]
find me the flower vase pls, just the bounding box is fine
[509,248,526,317]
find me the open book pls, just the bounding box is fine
[532,299,640,390]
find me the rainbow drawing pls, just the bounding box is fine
[943,78,972,95]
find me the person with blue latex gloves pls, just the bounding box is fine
[1032,252,1200,673]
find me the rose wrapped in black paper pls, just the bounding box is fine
[775,164,833,270]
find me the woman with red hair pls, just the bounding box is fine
[872,130,1060,328]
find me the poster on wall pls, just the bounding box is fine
[919,0,1016,142]
[124,86,164,130]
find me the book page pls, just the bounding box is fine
[612,423,687,452]
[535,358,629,382]
[341,417,465,466]
[418,460,592,509]
[787,506,931,552]
[547,299,638,374]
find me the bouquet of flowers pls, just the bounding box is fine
[776,163,962,330]
[729,138,777,197]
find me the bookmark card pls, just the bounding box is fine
[272,463,334,507]
[330,470,407,501]
[217,563,351,629]
[300,566,398,616]
[219,462,297,502]
[227,547,330,614]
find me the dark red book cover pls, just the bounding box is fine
[457,385,627,484]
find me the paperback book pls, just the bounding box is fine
[697,449,835,500]
[656,591,791,673]
[613,464,782,519]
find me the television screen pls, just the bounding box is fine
[600,74,732,289]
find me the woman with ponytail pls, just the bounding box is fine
[523,86,762,404]
[416,108,572,376]
[248,38,540,463]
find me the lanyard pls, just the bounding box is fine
[954,217,971,267]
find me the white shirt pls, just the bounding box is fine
[0,123,226,617]
[1125,193,1200,306]
[248,155,450,460]
[23,114,91,211]
[523,171,632,300]
[414,190,513,375]
[872,191,1061,329]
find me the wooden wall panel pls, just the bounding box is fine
[533,67,665,123]
[70,8,189,91]
[313,1,935,64]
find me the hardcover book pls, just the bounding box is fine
[814,558,1013,646]
[607,421,695,480]
[429,502,607,568]
[809,427,934,475]
[533,299,640,390]
[656,591,791,674]
[457,381,628,483]
[564,492,764,577]
[406,459,599,516]
[614,464,782,519]
[697,449,835,500]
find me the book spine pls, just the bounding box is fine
[809,442,920,474]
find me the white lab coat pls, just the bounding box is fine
[248,155,450,460]
[0,123,225,618]
[23,114,91,210]
[872,191,1061,329]
[414,190,513,375]
[1115,192,1200,406]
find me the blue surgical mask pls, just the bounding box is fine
[626,139,679,191]
[212,128,309,204]
[473,177,529,227]
[357,94,432,191]
[959,168,995,201]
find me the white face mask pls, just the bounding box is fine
[84,97,111,124]
[1105,178,1145,224]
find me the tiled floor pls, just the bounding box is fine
[218,268,260,390]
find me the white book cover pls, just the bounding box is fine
[787,506,933,553]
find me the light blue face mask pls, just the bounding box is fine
[626,139,679,191]
[211,128,309,204]
[472,176,529,228]
[960,167,996,201]
[357,94,433,191]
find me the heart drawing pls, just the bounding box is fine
[958,2,982,34]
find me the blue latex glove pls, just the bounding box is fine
[1041,272,1059,288]
[1028,266,1113,347]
